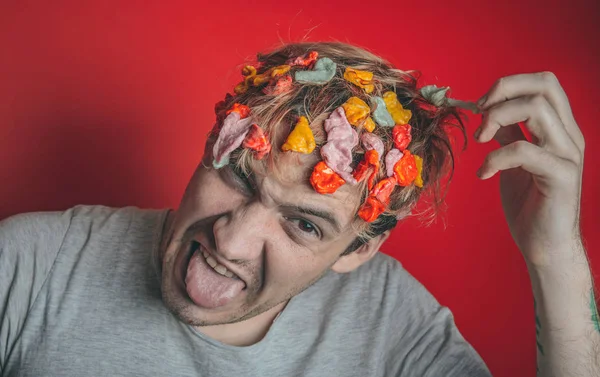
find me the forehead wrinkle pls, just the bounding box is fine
[243,148,364,232]
[259,170,360,231]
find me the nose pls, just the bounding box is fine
[212,201,270,262]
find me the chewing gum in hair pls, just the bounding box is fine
[420,85,480,113]
[343,67,375,93]
[281,116,316,154]
[342,97,375,132]
[358,196,386,223]
[360,132,384,160]
[226,103,251,119]
[392,124,412,151]
[393,150,418,186]
[263,75,293,95]
[243,124,271,160]
[372,177,397,204]
[371,97,395,127]
[414,154,423,188]
[252,65,291,86]
[383,91,412,125]
[310,161,346,194]
[320,107,359,184]
[288,51,319,68]
[212,112,254,169]
[353,150,380,190]
[363,117,376,133]
[385,148,403,177]
[234,65,258,94]
[295,58,337,84]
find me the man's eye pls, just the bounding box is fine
[286,218,320,238]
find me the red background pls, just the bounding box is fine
[1,1,599,375]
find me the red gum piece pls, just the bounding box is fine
[263,75,293,95]
[289,51,319,68]
[310,161,346,194]
[392,124,412,151]
[243,124,271,160]
[371,177,397,205]
[227,103,251,119]
[352,150,380,190]
[393,150,418,186]
[358,196,386,222]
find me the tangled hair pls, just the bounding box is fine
[209,41,467,254]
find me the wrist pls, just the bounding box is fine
[524,238,587,272]
[526,241,592,303]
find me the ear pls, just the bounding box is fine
[331,231,391,273]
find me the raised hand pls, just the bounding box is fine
[474,72,585,268]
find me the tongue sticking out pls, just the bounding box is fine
[185,247,245,309]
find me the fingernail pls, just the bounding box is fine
[477,95,488,108]
[474,128,482,140]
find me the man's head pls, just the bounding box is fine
[160,42,464,326]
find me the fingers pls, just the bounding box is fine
[478,72,584,153]
[477,140,573,183]
[491,124,527,147]
[476,95,580,163]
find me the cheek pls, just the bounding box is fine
[262,238,339,294]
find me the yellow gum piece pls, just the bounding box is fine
[252,65,291,86]
[414,155,423,188]
[342,97,376,132]
[234,66,258,94]
[343,67,375,94]
[363,117,375,132]
[281,116,316,154]
[235,65,291,94]
[383,91,412,125]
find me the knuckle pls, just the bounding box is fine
[527,94,548,110]
[483,107,498,125]
[561,161,580,183]
[494,76,506,93]
[539,71,559,88]
[483,151,498,166]
[576,131,586,152]
[511,140,530,154]
[565,147,582,165]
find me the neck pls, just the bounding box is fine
[195,301,288,346]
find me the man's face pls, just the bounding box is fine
[160,153,368,326]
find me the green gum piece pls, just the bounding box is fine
[420,85,450,106]
[212,156,229,169]
[294,58,337,85]
[371,97,395,127]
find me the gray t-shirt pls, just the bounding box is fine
[0,204,491,377]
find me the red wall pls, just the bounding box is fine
[1,1,598,375]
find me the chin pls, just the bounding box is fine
[160,238,259,326]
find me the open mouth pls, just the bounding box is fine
[183,240,248,308]
[187,240,246,288]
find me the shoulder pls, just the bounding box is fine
[1,207,74,244]
[311,253,491,376]
[333,252,440,313]
[0,204,168,268]
[304,252,442,331]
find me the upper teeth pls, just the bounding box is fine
[202,249,235,278]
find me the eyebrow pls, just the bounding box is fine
[279,204,343,233]
[224,166,344,234]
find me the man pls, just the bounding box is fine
[0,42,595,376]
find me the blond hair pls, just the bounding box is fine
[209,41,466,252]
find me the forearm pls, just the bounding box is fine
[528,241,600,377]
